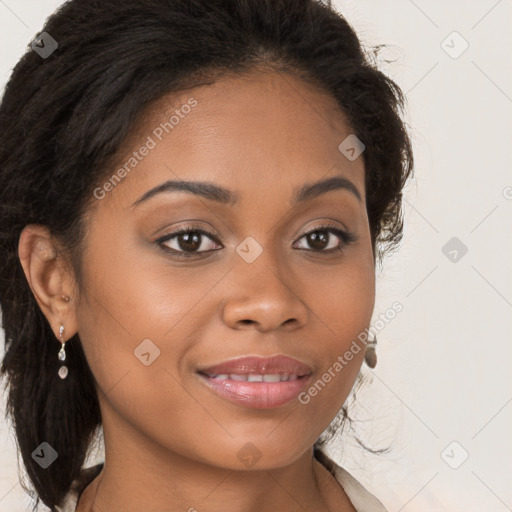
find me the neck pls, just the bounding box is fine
[75,403,355,512]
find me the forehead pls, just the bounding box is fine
[98,69,365,211]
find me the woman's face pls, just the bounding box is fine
[74,69,375,470]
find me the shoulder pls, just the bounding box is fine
[54,463,104,512]
[315,449,389,512]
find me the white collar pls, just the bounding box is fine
[328,458,389,511]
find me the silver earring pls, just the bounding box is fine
[364,336,377,369]
[58,324,68,379]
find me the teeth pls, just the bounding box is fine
[210,373,299,382]
[262,374,281,383]
[229,374,247,381]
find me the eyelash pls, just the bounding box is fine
[155,222,357,259]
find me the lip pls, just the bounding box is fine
[197,355,313,409]
[198,354,313,376]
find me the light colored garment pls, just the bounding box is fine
[55,453,388,511]
[315,449,389,511]
[330,462,388,511]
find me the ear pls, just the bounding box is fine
[18,224,79,341]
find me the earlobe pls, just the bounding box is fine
[18,224,78,339]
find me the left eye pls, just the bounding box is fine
[293,227,354,253]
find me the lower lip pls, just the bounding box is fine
[198,374,311,409]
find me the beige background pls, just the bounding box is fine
[1,0,511,510]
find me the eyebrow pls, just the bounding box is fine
[131,175,362,208]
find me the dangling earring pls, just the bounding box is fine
[58,324,68,379]
[364,336,377,368]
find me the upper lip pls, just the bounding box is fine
[197,355,313,377]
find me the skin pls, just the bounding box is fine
[18,68,375,511]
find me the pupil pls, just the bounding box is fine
[309,231,327,250]
[179,232,200,251]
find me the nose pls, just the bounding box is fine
[222,254,309,332]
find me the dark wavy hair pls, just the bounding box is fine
[0,0,414,510]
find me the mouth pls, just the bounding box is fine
[196,355,313,409]
[197,354,313,377]
[204,373,303,382]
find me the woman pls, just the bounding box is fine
[0,0,413,510]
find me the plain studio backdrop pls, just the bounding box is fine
[1,1,511,511]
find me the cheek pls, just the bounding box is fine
[305,246,375,338]
[74,264,226,462]
[73,238,229,432]
[297,254,375,413]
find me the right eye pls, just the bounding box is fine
[155,226,223,258]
